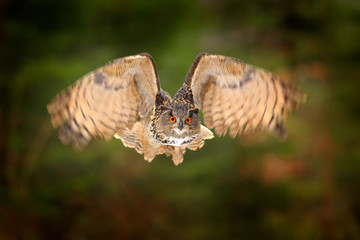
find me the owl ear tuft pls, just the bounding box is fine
[189,108,199,115]
[155,91,171,107]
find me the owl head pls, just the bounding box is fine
[151,88,201,146]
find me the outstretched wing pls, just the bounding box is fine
[185,53,305,138]
[47,53,160,149]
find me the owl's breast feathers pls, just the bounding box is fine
[115,120,213,166]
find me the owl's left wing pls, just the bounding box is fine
[185,53,305,138]
[47,53,160,150]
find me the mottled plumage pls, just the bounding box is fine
[47,52,305,165]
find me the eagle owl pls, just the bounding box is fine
[47,53,305,165]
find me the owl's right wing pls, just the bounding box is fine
[185,53,305,138]
[47,53,160,150]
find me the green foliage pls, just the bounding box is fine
[1,0,360,239]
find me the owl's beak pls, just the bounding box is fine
[178,121,183,131]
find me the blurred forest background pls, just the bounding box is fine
[1,0,360,239]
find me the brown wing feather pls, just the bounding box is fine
[186,53,305,138]
[47,53,160,150]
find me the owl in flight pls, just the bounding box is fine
[47,53,305,165]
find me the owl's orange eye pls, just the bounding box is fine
[169,116,176,123]
[185,117,192,124]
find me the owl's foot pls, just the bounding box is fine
[164,146,186,166]
[144,154,155,163]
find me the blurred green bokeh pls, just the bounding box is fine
[1,0,360,239]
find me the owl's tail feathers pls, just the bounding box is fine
[165,146,186,166]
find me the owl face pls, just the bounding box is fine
[151,101,201,146]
